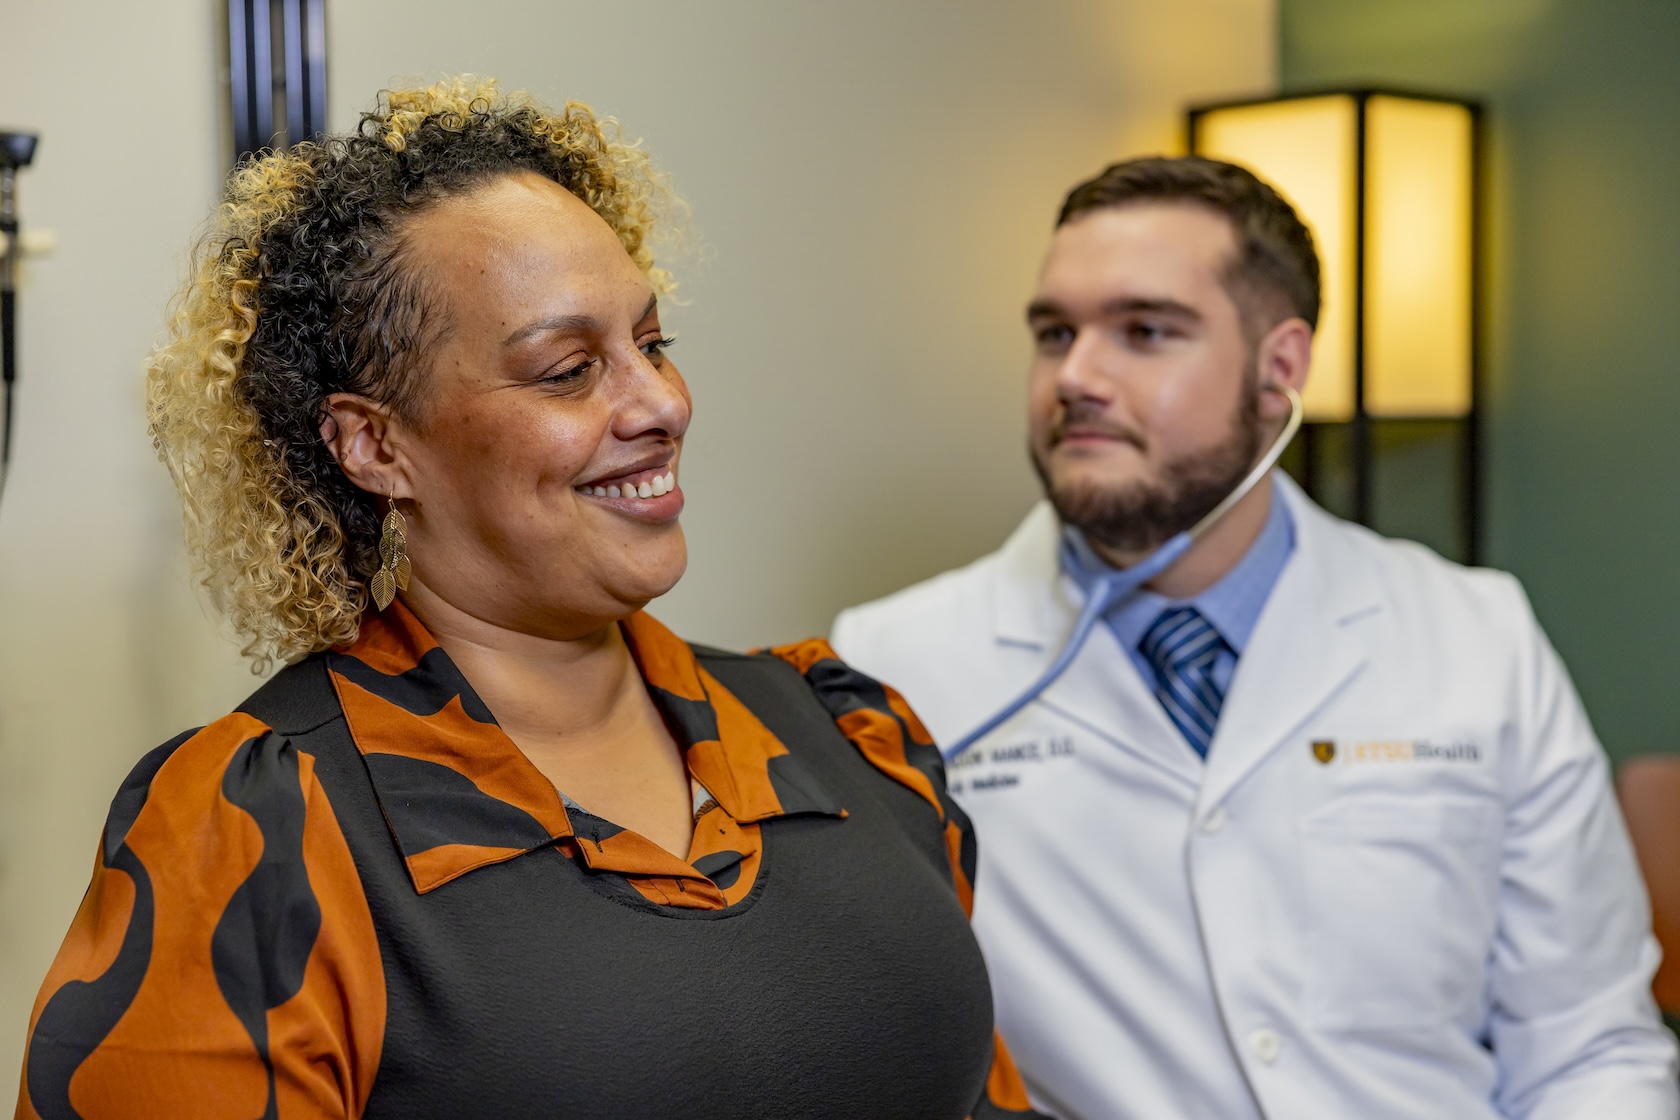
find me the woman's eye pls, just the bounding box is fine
[542,357,595,384]
[641,335,677,362]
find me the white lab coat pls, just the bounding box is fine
[832,477,1678,1120]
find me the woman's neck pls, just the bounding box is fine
[396,581,642,744]
[397,581,695,858]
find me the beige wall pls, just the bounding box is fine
[328,0,1277,650]
[0,0,260,1090]
[0,0,1274,1083]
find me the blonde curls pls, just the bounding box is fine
[146,78,681,671]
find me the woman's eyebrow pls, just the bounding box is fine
[503,312,597,347]
[503,294,659,347]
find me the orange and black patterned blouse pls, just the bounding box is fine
[16,603,1044,1120]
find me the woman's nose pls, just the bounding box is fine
[610,347,691,441]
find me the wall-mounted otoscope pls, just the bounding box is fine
[1,130,40,501]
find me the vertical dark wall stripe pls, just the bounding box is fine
[282,0,305,145]
[305,0,328,138]
[249,0,274,151]
[228,0,252,158]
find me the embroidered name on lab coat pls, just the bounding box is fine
[949,735,1078,794]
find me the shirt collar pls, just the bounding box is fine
[1060,483,1296,655]
[326,601,843,897]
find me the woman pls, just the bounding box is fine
[15,81,1044,1119]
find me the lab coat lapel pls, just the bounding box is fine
[1039,621,1206,786]
[987,501,1072,654]
[986,501,1204,787]
[1198,481,1381,811]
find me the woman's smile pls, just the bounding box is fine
[574,462,683,521]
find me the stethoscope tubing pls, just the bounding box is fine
[939,384,1304,763]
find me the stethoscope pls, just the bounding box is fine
[940,382,1305,763]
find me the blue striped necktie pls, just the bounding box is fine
[1139,606,1231,757]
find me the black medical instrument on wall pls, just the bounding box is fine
[228,0,327,163]
[0,130,39,503]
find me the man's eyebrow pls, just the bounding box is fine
[502,294,659,346]
[1025,296,1201,322]
[1101,297,1200,321]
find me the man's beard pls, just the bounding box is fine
[1031,378,1263,557]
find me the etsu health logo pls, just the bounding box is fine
[1310,738,1482,766]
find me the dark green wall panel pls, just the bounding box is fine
[1281,1,1680,763]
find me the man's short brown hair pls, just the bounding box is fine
[1057,156,1320,337]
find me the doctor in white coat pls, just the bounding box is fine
[832,156,1677,1119]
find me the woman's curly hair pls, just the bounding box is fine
[146,77,680,671]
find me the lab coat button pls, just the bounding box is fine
[1201,806,1228,834]
[1249,1027,1281,1064]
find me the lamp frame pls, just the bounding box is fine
[1187,88,1484,565]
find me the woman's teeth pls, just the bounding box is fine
[578,471,676,500]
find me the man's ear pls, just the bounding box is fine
[319,393,414,500]
[1256,316,1313,422]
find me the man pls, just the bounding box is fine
[831,157,1678,1119]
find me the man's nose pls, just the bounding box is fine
[1054,329,1114,401]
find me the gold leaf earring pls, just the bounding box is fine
[371,493,411,611]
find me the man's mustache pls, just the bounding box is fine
[1049,400,1146,450]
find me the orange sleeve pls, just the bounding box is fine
[15,715,385,1120]
[972,1034,1040,1117]
[769,640,1048,1119]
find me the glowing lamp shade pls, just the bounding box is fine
[1193,95,1359,421]
[1190,92,1476,422]
[1363,97,1474,416]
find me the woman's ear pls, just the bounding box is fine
[319,393,414,500]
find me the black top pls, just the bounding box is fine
[18,606,1046,1120]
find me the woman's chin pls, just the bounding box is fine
[608,545,688,610]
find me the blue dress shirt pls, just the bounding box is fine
[1060,489,1296,700]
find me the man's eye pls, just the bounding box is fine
[1127,322,1173,345]
[1035,325,1074,350]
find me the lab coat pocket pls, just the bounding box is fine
[1300,793,1502,1032]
